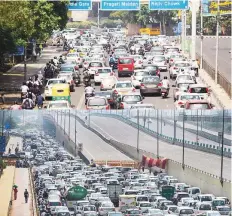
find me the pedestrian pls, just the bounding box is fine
[24,189,29,203]
[8,148,11,154]
[13,187,18,200]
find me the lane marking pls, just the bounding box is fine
[76,92,85,110]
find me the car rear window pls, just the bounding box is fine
[180,209,194,214]
[180,95,200,100]
[49,202,61,206]
[176,63,190,67]
[116,82,132,88]
[98,69,111,73]
[48,80,66,85]
[60,67,73,71]
[153,56,165,61]
[135,72,150,76]
[89,62,103,67]
[48,103,68,108]
[189,103,210,109]
[140,203,151,207]
[119,59,132,64]
[190,87,208,93]
[88,98,106,106]
[142,77,160,83]
[199,204,212,210]
[122,95,142,102]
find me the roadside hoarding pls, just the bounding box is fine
[203,0,232,16]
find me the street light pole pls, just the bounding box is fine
[137,109,140,161]
[157,110,159,159]
[196,110,199,145]
[215,0,220,83]
[200,0,204,69]
[75,110,77,156]
[173,110,177,144]
[68,110,71,140]
[24,45,27,81]
[191,0,197,60]
[182,111,185,169]
[64,110,66,134]
[97,2,100,29]
[220,109,225,185]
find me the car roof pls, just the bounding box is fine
[186,99,209,103]
[189,84,208,88]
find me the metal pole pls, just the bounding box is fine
[191,0,197,59]
[161,111,163,134]
[61,110,63,128]
[97,2,100,29]
[220,109,225,185]
[56,110,58,123]
[75,110,77,156]
[24,45,27,81]
[201,109,203,131]
[144,109,146,128]
[200,0,203,69]
[157,110,159,159]
[69,110,71,140]
[137,109,140,161]
[196,109,199,145]
[88,110,90,127]
[215,0,220,83]
[182,111,185,169]
[64,110,66,134]
[173,110,176,144]
[148,109,150,130]
[181,10,186,52]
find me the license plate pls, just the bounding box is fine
[123,68,128,70]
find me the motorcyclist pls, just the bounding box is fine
[53,56,59,66]
[130,44,135,54]
[26,77,33,88]
[83,71,90,86]
[85,84,94,104]
[20,82,29,101]
[37,93,44,108]
[161,76,170,94]
[22,95,34,110]
[108,55,115,66]
[59,55,65,64]
[138,46,144,56]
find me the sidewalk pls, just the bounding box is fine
[10,168,33,216]
[0,166,15,216]
[199,68,231,109]
[0,46,64,90]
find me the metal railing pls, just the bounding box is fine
[196,52,231,98]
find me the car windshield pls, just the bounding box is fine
[98,69,111,73]
[169,207,177,212]
[140,203,151,207]
[88,98,106,106]
[128,210,140,214]
[180,95,200,100]
[153,56,165,61]
[189,103,210,109]
[84,206,95,211]
[67,54,77,57]
[48,80,66,85]
[116,83,132,88]
[190,87,208,93]
[218,207,230,211]
[90,62,103,67]
[135,72,150,76]
[199,204,212,210]
[119,59,132,64]
[60,67,73,71]
[180,209,194,214]
[48,103,68,108]
[125,191,138,195]
[178,75,192,80]
[176,63,190,67]
[137,197,148,201]
[123,95,142,102]
[142,77,160,83]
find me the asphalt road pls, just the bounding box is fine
[195,37,231,81]
[55,113,132,161]
[89,115,231,180]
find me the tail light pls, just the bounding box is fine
[178,101,184,105]
[95,72,99,76]
[120,103,124,109]
[77,58,80,61]
[113,90,118,94]
[106,105,110,110]
[139,60,142,64]
[74,66,79,70]
[132,88,136,92]
[157,69,160,75]
[170,59,173,62]
[100,84,103,89]
[158,82,162,87]
[188,88,192,93]
[140,83,144,87]
[174,67,178,70]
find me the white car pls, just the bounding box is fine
[170,61,193,79]
[94,67,114,85]
[111,81,135,99]
[175,73,195,86]
[100,76,118,91]
[44,78,66,100]
[152,55,167,71]
[130,55,143,69]
[66,52,82,65]
[174,93,202,109]
[88,61,105,78]
[131,70,150,88]
[46,100,71,110]
[98,201,115,216]
[138,201,152,213]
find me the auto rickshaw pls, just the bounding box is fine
[51,83,71,103]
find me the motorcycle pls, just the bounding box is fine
[85,93,94,105]
[161,88,169,98]
[84,78,90,87]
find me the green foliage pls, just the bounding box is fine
[100,19,124,28]
[66,21,97,29]
[0,158,7,169]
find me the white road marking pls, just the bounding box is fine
[76,92,85,110]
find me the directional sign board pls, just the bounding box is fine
[149,0,189,10]
[0,136,6,153]
[13,46,24,56]
[100,0,140,11]
[68,0,92,11]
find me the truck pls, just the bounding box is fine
[107,184,123,206]
[119,195,137,213]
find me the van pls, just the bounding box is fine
[48,195,62,215]
[118,57,134,77]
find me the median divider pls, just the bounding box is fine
[47,112,231,199]
[89,112,231,158]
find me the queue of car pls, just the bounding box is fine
[15,127,231,216]
[44,27,214,110]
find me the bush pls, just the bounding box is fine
[100,19,124,28]
[0,159,7,170]
[66,21,97,29]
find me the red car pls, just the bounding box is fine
[118,57,134,77]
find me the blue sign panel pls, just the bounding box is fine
[5,122,10,130]
[0,136,6,153]
[149,0,189,10]
[68,0,92,11]
[100,0,140,11]
[14,46,24,56]
[202,0,209,14]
